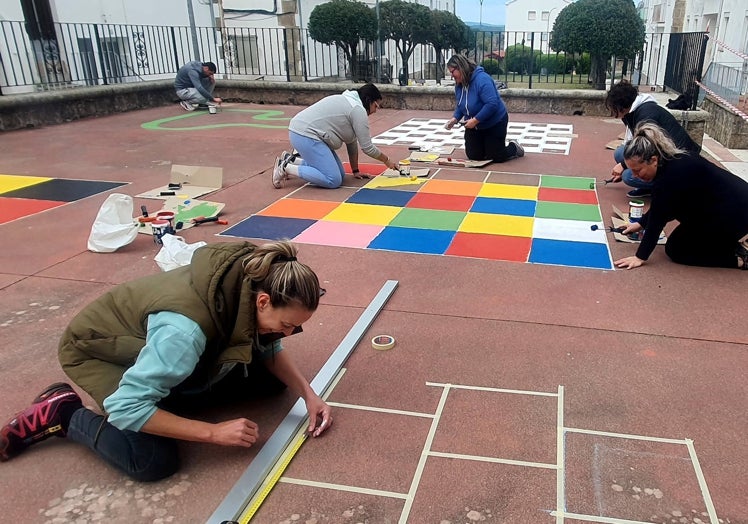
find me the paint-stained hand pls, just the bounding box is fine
[211,418,259,447]
[445,118,457,130]
[305,395,333,437]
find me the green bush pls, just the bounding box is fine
[481,58,502,75]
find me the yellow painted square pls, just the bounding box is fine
[459,212,535,237]
[364,176,426,189]
[0,174,51,194]
[322,202,402,225]
[478,183,538,200]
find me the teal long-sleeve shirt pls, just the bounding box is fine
[103,311,281,432]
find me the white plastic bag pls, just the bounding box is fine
[154,234,206,271]
[87,193,139,253]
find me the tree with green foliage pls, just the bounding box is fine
[505,43,541,75]
[308,0,377,81]
[549,0,645,89]
[424,10,470,84]
[378,0,432,84]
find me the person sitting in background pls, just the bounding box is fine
[614,123,748,270]
[444,54,524,163]
[0,241,332,480]
[605,80,700,198]
[175,60,222,112]
[272,83,399,189]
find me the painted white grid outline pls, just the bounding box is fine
[276,382,720,524]
[372,118,575,155]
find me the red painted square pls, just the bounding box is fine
[446,231,531,262]
[0,197,65,224]
[406,192,475,212]
[342,162,384,176]
[538,187,598,205]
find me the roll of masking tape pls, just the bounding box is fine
[371,334,395,351]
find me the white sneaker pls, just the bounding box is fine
[179,100,196,112]
[280,150,296,169]
[272,157,286,188]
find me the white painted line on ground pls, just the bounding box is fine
[427,381,558,397]
[428,450,557,470]
[278,477,408,499]
[399,384,451,524]
[326,401,435,419]
[564,427,688,444]
[551,511,655,524]
[556,385,565,524]
[685,439,720,523]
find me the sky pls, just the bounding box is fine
[455,0,506,26]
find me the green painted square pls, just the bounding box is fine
[535,201,602,221]
[391,208,466,230]
[540,175,596,190]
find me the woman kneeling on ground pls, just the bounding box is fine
[0,240,332,481]
[614,122,748,270]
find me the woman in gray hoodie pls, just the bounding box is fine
[273,83,399,189]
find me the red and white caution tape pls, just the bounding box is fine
[712,37,748,61]
[696,80,748,123]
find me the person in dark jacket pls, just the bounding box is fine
[0,241,333,480]
[614,123,748,270]
[444,54,524,163]
[605,80,701,198]
[174,60,223,112]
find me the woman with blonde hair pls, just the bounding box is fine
[615,123,748,270]
[1,240,333,480]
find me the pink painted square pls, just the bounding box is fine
[294,220,383,248]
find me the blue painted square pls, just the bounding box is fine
[221,215,315,241]
[470,196,536,217]
[368,226,455,255]
[346,188,415,207]
[529,238,612,269]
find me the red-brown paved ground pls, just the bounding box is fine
[0,101,745,524]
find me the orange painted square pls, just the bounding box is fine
[538,187,598,205]
[420,179,483,197]
[406,192,476,212]
[256,198,340,220]
[446,231,531,262]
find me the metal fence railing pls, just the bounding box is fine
[0,20,701,97]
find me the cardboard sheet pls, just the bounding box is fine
[408,151,441,163]
[611,205,666,244]
[137,165,223,200]
[381,167,430,178]
[137,198,225,235]
[437,158,493,168]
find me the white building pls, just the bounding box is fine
[505,0,573,53]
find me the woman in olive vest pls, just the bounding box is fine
[0,240,332,481]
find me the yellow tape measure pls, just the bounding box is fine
[236,430,308,523]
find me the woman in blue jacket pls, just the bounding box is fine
[445,55,524,163]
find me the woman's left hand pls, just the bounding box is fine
[614,255,645,270]
[464,117,479,129]
[305,395,333,437]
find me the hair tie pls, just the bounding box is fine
[273,255,297,264]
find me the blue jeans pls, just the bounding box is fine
[289,131,346,188]
[66,360,286,481]
[614,145,653,190]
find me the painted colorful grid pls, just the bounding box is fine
[0,174,127,224]
[221,168,613,270]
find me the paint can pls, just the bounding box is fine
[629,200,644,223]
[156,211,175,233]
[151,219,170,244]
[208,105,217,114]
[398,160,410,176]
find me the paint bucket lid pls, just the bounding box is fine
[629,200,644,207]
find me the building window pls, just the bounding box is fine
[542,11,550,21]
[528,11,537,21]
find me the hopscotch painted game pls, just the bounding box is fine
[221,167,614,270]
[372,118,575,155]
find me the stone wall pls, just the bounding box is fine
[702,96,748,149]
[0,79,710,146]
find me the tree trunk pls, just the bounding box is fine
[591,53,607,90]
